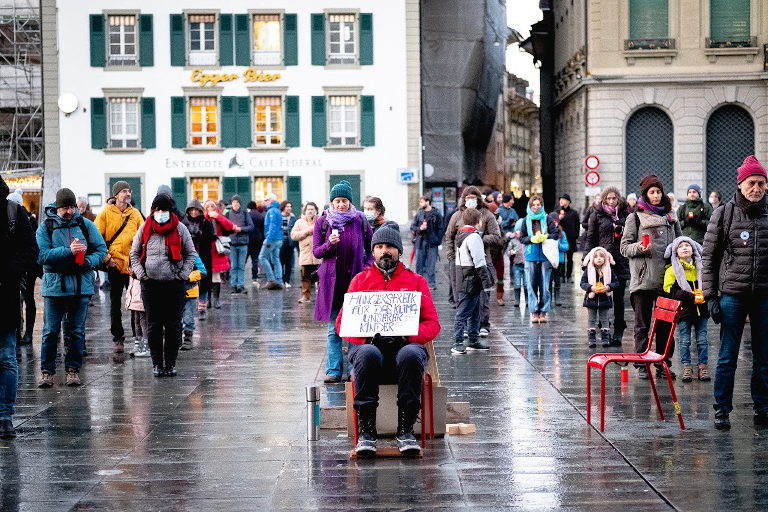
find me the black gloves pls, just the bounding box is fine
[371,333,409,352]
[708,298,722,324]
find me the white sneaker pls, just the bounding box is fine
[479,328,489,338]
[284,283,292,288]
[131,339,141,356]
[135,340,151,358]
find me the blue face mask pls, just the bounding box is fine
[154,211,170,223]
[364,211,376,221]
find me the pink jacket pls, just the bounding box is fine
[124,276,144,312]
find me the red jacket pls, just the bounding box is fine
[205,213,234,273]
[336,262,441,345]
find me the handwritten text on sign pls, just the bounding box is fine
[339,292,422,337]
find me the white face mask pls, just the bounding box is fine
[465,198,477,209]
[364,211,376,221]
[154,211,170,223]
[708,198,717,205]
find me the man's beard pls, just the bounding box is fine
[61,213,73,221]
[376,254,398,271]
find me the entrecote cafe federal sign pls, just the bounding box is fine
[191,68,281,87]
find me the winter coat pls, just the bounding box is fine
[335,261,441,346]
[580,267,618,310]
[677,199,712,244]
[129,222,196,282]
[248,209,265,246]
[0,182,38,331]
[663,261,708,322]
[454,228,495,300]
[620,209,682,294]
[181,204,216,275]
[443,202,503,264]
[206,213,235,273]
[313,210,373,322]
[185,254,208,298]
[585,206,631,281]
[37,205,107,297]
[557,231,570,264]
[94,203,143,274]
[124,276,144,312]
[282,213,298,249]
[507,236,525,265]
[497,204,519,233]
[558,206,581,249]
[291,216,322,266]
[225,206,254,246]
[410,208,443,249]
[702,191,768,299]
[264,202,283,242]
[519,215,559,262]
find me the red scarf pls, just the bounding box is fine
[140,215,182,263]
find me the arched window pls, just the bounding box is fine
[625,107,674,195]
[706,105,754,201]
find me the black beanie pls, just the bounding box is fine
[55,188,77,208]
[371,225,403,254]
[151,194,174,212]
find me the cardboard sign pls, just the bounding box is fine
[339,291,422,337]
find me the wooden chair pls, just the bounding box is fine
[586,297,685,432]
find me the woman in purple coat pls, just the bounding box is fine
[313,181,373,383]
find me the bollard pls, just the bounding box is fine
[620,367,629,383]
[306,385,320,441]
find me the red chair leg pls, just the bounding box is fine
[427,374,434,440]
[421,377,427,448]
[353,408,358,445]
[600,368,606,432]
[586,365,591,426]
[661,362,686,430]
[647,364,664,420]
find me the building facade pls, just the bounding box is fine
[43,1,420,224]
[543,0,768,207]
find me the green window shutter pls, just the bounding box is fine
[283,14,298,66]
[285,96,300,147]
[90,98,106,149]
[311,96,326,147]
[139,14,154,66]
[221,96,237,148]
[360,96,375,147]
[219,14,234,66]
[110,177,143,213]
[629,0,668,39]
[171,177,187,211]
[236,176,251,206]
[171,96,187,148]
[710,0,750,44]
[170,14,185,66]
[311,14,326,65]
[359,13,373,65]
[89,14,105,67]
[140,97,156,149]
[235,14,250,66]
[236,97,252,148]
[287,176,302,209]
[222,177,237,204]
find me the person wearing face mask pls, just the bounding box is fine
[336,225,440,456]
[130,194,197,378]
[363,197,389,234]
[621,174,681,381]
[443,186,503,336]
[290,202,322,303]
[708,190,722,210]
[37,188,107,388]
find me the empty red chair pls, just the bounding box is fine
[586,297,685,432]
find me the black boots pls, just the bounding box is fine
[588,329,597,348]
[600,329,612,348]
[355,406,377,456]
[212,283,221,309]
[396,407,421,455]
[513,288,521,307]
[181,330,193,351]
[19,313,34,345]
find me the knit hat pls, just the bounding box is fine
[664,236,703,294]
[231,194,241,203]
[157,184,172,196]
[737,155,767,184]
[7,188,22,205]
[687,184,702,197]
[640,174,664,196]
[626,193,637,202]
[151,194,174,212]
[371,225,403,254]
[112,180,131,197]
[560,193,571,202]
[330,180,353,201]
[55,188,77,209]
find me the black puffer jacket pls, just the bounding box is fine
[585,207,630,281]
[702,191,768,299]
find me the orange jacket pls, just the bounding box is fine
[94,204,144,274]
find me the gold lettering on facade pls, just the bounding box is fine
[190,68,281,87]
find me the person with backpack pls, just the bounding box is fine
[7,190,40,346]
[94,181,143,354]
[0,176,38,438]
[37,188,107,388]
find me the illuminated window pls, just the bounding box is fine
[254,96,283,146]
[328,95,357,146]
[253,14,281,65]
[328,14,356,64]
[109,97,139,149]
[108,15,137,66]
[189,97,218,146]
[190,177,221,202]
[253,176,285,202]
[189,14,216,65]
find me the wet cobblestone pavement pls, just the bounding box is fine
[3,261,768,510]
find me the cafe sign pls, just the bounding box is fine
[190,68,281,87]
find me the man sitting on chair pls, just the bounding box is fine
[336,225,441,456]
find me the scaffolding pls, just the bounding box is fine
[0,0,42,176]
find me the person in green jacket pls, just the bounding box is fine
[677,184,712,244]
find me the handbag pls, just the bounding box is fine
[215,236,231,255]
[542,238,560,269]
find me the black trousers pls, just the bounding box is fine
[141,279,185,368]
[630,290,674,365]
[249,240,263,279]
[613,277,628,334]
[107,268,130,342]
[563,249,576,279]
[349,343,428,412]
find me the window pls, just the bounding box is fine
[709,0,751,47]
[254,96,283,146]
[328,14,356,64]
[707,105,754,201]
[253,176,285,202]
[253,14,281,65]
[328,96,358,146]
[108,98,139,149]
[626,107,673,194]
[190,97,218,146]
[626,0,673,49]
[189,14,216,65]
[190,177,221,201]
[108,15,137,66]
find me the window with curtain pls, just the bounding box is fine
[253,14,281,65]
[190,177,221,201]
[108,97,138,148]
[254,96,283,146]
[328,96,358,146]
[709,0,751,47]
[189,14,216,65]
[189,97,218,146]
[629,0,668,40]
[108,15,137,66]
[328,14,356,64]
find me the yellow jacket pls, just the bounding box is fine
[95,204,144,274]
